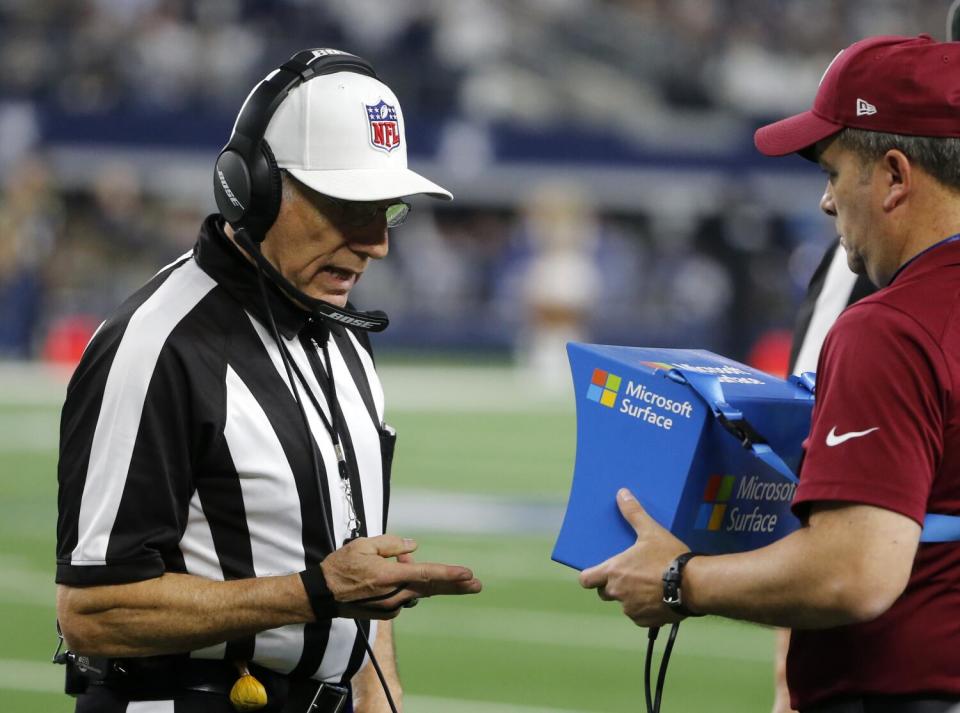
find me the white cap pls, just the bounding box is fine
[264,71,452,201]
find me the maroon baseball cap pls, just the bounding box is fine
[755,34,960,158]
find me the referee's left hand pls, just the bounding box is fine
[579,488,689,627]
[321,535,482,619]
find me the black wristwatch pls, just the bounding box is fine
[662,552,704,617]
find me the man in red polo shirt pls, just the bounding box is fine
[579,34,960,713]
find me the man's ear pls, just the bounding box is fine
[881,149,911,212]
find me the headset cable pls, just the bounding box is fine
[644,623,681,713]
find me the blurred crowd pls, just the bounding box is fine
[1,0,950,370]
[0,0,950,124]
[0,151,817,371]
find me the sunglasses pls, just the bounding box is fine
[320,194,411,229]
[287,172,411,229]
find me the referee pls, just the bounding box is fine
[55,49,481,713]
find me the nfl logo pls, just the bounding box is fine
[365,100,401,152]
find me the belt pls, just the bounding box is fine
[803,695,960,713]
[88,656,350,713]
[181,659,350,713]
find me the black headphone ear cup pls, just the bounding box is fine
[243,140,282,238]
[213,149,252,227]
[261,140,282,226]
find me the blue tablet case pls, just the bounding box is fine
[553,343,816,571]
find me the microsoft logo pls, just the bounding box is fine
[587,368,622,408]
[695,474,736,531]
[640,360,673,371]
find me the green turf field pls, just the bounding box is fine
[0,365,775,712]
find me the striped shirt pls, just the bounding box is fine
[790,239,875,375]
[56,215,395,683]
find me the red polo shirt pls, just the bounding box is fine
[787,238,960,710]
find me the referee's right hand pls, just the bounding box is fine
[319,535,482,619]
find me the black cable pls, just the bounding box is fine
[644,627,659,713]
[274,333,362,541]
[356,623,400,713]
[653,623,681,713]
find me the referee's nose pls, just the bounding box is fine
[346,220,389,260]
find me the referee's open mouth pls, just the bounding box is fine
[323,265,361,282]
[316,265,362,299]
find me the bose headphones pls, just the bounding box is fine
[213,48,378,240]
[213,48,390,332]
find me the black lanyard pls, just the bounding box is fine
[278,331,362,540]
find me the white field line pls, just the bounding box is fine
[380,365,573,413]
[0,411,60,451]
[0,658,62,693]
[0,661,602,712]
[389,489,565,535]
[0,555,56,606]
[0,364,572,452]
[0,364,70,405]
[0,363,574,413]
[397,603,774,663]
[404,695,601,713]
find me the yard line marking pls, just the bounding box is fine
[0,661,607,712]
[405,695,601,713]
[0,555,56,607]
[0,412,60,451]
[380,366,573,412]
[0,363,575,413]
[0,364,69,405]
[0,660,607,711]
[397,603,774,662]
[389,490,564,535]
[0,658,61,693]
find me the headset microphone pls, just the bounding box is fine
[233,229,389,332]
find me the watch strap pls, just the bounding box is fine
[662,551,704,617]
[300,563,339,621]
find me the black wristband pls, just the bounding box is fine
[300,565,338,621]
[662,552,704,618]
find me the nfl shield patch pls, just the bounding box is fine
[365,100,401,152]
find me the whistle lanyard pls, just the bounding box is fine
[279,333,362,541]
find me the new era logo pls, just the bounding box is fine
[856,98,877,116]
[586,368,621,408]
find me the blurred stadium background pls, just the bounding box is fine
[0,1,952,711]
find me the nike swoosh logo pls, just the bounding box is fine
[826,426,879,447]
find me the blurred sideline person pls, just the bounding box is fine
[55,50,481,713]
[518,180,601,389]
[580,35,960,712]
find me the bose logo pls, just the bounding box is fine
[217,169,245,210]
[327,312,378,328]
[310,49,347,61]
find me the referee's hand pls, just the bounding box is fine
[320,535,482,619]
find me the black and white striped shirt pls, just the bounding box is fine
[56,215,395,683]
